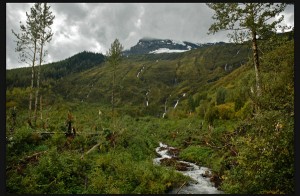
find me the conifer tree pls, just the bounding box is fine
[107,39,124,120]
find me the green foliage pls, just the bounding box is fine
[6,28,293,194]
[179,146,214,166]
[107,39,124,66]
[7,127,40,156]
[235,100,253,120]
[216,87,227,105]
[204,103,219,125]
[87,151,188,194]
[221,111,294,194]
[188,96,196,112]
[19,148,87,194]
[220,41,294,194]
[207,3,287,43]
[215,102,235,120]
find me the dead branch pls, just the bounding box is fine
[176,181,187,194]
[204,141,230,149]
[80,143,101,159]
[20,151,47,163]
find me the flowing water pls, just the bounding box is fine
[153,142,224,194]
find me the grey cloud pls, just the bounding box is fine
[51,3,89,25]
[6,3,294,69]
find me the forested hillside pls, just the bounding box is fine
[6,31,294,194]
[6,2,294,193]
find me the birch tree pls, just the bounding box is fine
[34,3,55,124]
[12,3,41,121]
[207,3,287,98]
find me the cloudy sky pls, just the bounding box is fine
[6,3,294,69]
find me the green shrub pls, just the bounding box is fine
[216,87,227,105]
[179,145,214,166]
[87,151,188,194]
[204,104,219,125]
[235,100,253,120]
[221,110,294,194]
[215,102,235,120]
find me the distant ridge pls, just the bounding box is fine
[123,38,226,56]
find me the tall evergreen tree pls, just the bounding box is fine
[107,39,124,120]
[207,3,287,98]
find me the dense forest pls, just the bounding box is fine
[6,3,294,194]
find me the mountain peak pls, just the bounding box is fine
[124,38,201,56]
[140,37,160,41]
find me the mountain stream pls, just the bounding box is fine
[153,142,224,194]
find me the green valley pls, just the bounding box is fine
[6,31,294,194]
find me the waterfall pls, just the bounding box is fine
[174,100,179,109]
[162,98,168,118]
[137,65,145,78]
[145,89,150,107]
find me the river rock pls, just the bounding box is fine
[210,174,222,188]
[158,146,168,151]
[160,157,191,171]
[201,170,212,178]
[154,142,224,194]
[167,147,180,157]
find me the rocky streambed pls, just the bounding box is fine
[153,142,224,194]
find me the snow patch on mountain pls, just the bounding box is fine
[171,40,186,46]
[149,48,189,54]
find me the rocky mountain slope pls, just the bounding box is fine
[123,38,226,56]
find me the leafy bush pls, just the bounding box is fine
[204,104,219,125]
[7,127,39,155]
[235,100,253,120]
[179,145,214,166]
[221,110,294,194]
[216,87,227,105]
[87,151,188,194]
[215,102,235,120]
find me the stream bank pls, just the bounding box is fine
[153,142,224,194]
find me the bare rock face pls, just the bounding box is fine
[123,38,204,56]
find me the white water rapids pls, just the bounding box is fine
[153,142,224,194]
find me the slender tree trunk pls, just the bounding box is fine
[34,41,44,124]
[112,64,116,136]
[112,65,115,119]
[251,30,261,97]
[40,95,43,120]
[29,40,37,121]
